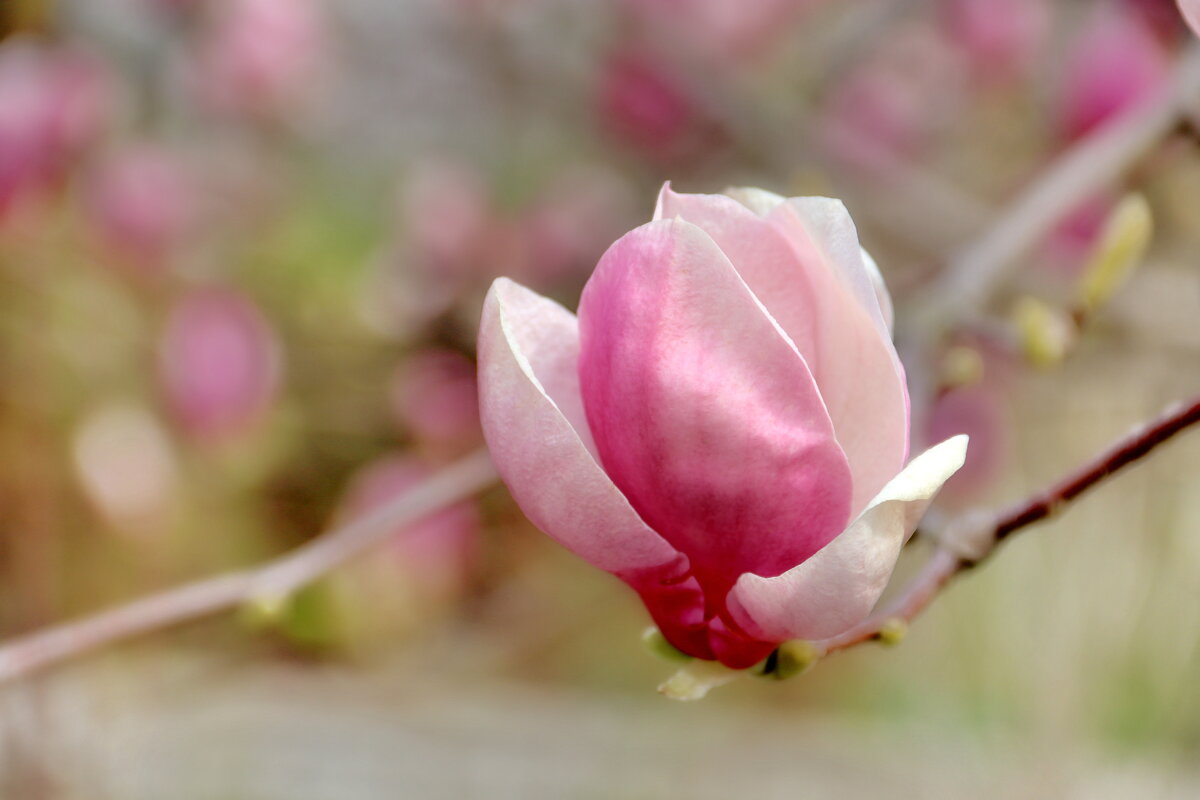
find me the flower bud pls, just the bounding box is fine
[479,184,967,670]
[159,288,283,443]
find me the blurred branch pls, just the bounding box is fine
[913,44,1200,332]
[810,394,1200,658]
[0,450,498,684]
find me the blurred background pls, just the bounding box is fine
[2,0,1200,796]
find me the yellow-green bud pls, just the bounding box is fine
[939,345,985,389]
[877,617,908,647]
[774,640,821,680]
[1077,193,1152,314]
[1013,296,1074,369]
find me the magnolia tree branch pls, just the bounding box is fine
[810,395,1200,659]
[913,44,1200,332]
[0,450,498,684]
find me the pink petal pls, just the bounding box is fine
[577,218,853,599]
[727,435,968,642]
[657,186,908,515]
[478,278,713,658]
[768,197,910,510]
[478,278,681,573]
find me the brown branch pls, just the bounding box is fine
[811,394,1200,658]
[0,449,498,683]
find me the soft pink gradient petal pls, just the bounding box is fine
[478,278,712,657]
[656,187,908,515]
[577,218,853,600]
[478,278,680,572]
[728,435,968,642]
[720,187,894,332]
[775,198,892,340]
[768,197,910,511]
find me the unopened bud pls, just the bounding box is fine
[774,639,821,679]
[240,590,292,629]
[939,345,985,389]
[1077,192,1152,313]
[877,618,908,647]
[1013,296,1075,368]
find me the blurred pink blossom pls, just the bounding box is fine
[159,288,283,442]
[479,185,966,668]
[597,51,711,163]
[818,26,962,173]
[938,0,1048,84]
[390,348,481,447]
[402,160,493,283]
[927,385,1011,505]
[193,0,324,119]
[334,454,480,598]
[621,0,820,64]
[520,167,634,284]
[0,41,109,220]
[1129,0,1190,41]
[1057,5,1170,141]
[86,145,195,275]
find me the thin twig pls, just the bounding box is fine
[0,449,498,684]
[812,395,1200,657]
[913,44,1200,332]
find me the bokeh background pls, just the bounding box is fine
[2,0,1200,797]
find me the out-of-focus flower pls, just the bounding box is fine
[333,454,480,601]
[402,159,492,283]
[86,145,195,275]
[938,0,1047,84]
[159,288,283,442]
[390,348,481,448]
[1130,0,1189,41]
[193,0,324,119]
[323,454,480,650]
[478,185,966,668]
[0,41,109,220]
[1057,5,1169,141]
[73,403,179,533]
[621,0,820,65]
[597,50,714,163]
[817,26,962,173]
[521,167,634,285]
[926,343,1015,506]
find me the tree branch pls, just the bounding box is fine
[811,395,1200,658]
[913,45,1200,333]
[0,449,498,683]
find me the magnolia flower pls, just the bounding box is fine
[479,185,967,669]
